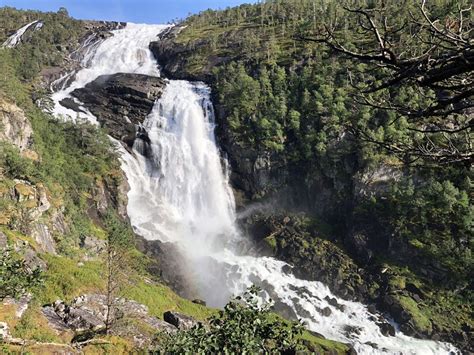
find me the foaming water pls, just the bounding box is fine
[54,24,459,355]
[52,23,168,122]
[2,20,40,48]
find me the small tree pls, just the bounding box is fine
[0,247,42,301]
[57,7,69,17]
[102,212,133,334]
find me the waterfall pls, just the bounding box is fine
[2,20,41,48]
[53,23,459,355]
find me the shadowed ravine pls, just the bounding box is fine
[52,23,459,355]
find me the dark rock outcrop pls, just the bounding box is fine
[67,73,166,148]
[163,311,198,330]
[43,294,177,348]
[135,235,199,299]
[150,26,229,82]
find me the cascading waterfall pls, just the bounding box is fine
[53,23,459,355]
[2,20,42,48]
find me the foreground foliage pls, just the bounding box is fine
[157,286,304,354]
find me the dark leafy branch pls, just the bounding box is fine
[298,1,473,164]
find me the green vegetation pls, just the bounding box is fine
[0,6,86,80]
[157,286,305,354]
[396,295,433,334]
[0,247,42,300]
[157,286,350,354]
[0,7,230,353]
[158,0,472,345]
[11,305,61,343]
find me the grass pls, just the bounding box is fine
[11,304,62,343]
[38,254,105,304]
[123,280,215,321]
[300,330,351,354]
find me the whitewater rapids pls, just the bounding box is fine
[51,23,459,355]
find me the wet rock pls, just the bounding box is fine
[68,73,166,148]
[367,304,377,314]
[324,296,345,312]
[320,306,332,317]
[135,236,197,299]
[365,341,378,349]
[163,311,198,330]
[379,322,396,337]
[343,325,362,338]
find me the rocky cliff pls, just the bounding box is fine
[66,73,166,148]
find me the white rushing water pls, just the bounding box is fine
[2,20,41,48]
[53,23,459,355]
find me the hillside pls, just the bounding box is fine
[0,1,472,353]
[151,0,473,351]
[0,6,350,354]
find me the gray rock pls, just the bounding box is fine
[79,235,106,256]
[23,245,48,270]
[321,306,332,317]
[43,293,178,344]
[0,322,11,341]
[379,322,396,337]
[192,299,206,306]
[163,311,198,330]
[0,98,32,152]
[67,73,166,148]
[31,223,56,254]
[42,306,70,331]
[0,231,7,249]
[51,210,70,235]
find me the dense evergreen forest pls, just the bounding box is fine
[153,0,472,349]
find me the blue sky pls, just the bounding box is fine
[0,0,257,24]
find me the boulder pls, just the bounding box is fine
[43,293,178,343]
[320,306,332,317]
[192,299,206,306]
[0,322,11,341]
[67,73,166,148]
[31,223,56,254]
[379,322,396,337]
[79,235,106,257]
[163,311,198,330]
